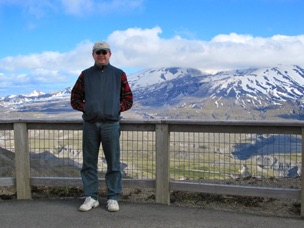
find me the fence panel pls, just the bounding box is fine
[0,119,303,217]
[0,129,15,176]
[170,132,302,190]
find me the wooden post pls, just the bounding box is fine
[155,123,170,205]
[301,127,304,218]
[14,123,31,199]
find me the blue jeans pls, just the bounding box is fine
[81,121,122,200]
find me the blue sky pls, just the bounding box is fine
[0,0,303,97]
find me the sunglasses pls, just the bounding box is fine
[95,50,108,55]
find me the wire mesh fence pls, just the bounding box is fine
[27,129,157,180]
[170,131,302,189]
[0,122,302,190]
[28,129,83,178]
[0,130,15,177]
[120,131,156,179]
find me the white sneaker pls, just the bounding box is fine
[79,197,99,212]
[107,199,119,212]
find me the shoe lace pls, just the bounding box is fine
[84,197,93,205]
[108,199,117,206]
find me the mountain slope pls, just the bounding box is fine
[130,65,304,120]
[0,65,303,120]
[129,67,208,106]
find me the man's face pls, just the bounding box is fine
[93,49,111,65]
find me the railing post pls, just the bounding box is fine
[301,127,304,218]
[14,122,31,199]
[155,123,170,205]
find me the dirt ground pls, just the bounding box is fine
[122,188,302,218]
[0,185,301,218]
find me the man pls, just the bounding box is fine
[70,41,133,212]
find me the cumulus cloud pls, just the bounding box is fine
[0,27,304,96]
[0,40,94,95]
[109,27,304,71]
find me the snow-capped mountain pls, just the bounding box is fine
[208,65,304,106]
[0,87,71,104]
[0,65,303,120]
[128,67,204,89]
[0,87,72,113]
[131,65,304,105]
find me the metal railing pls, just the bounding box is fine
[0,118,303,217]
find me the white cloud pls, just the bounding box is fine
[0,40,94,95]
[0,0,145,17]
[108,27,304,71]
[60,0,146,17]
[0,0,57,18]
[0,27,304,96]
[60,0,94,15]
